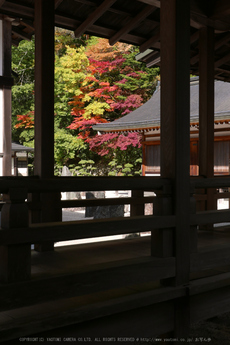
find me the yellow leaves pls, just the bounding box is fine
[84,101,110,119]
[55,46,90,96]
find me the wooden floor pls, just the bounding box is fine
[1,231,230,342]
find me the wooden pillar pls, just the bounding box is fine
[130,190,144,217]
[159,0,191,337]
[160,0,191,284]
[0,20,28,284]
[199,27,215,221]
[33,0,61,252]
[34,0,55,177]
[0,188,31,283]
[0,19,13,176]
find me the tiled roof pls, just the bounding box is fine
[94,78,230,132]
[11,142,34,152]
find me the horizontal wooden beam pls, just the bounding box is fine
[1,2,34,19]
[189,272,230,296]
[0,176,170,193]
[0,76,14,87]
[109,5,156,45]
[60,196,155,208]
[190,209,230,226]
[27,195,155,211]
[74,0,117,38]
[0,214,176,245]
[191,175,230,188]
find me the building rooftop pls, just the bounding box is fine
[94,78,230,133]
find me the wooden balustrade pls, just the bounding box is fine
[0,175,230,285]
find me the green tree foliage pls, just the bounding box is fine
[12,30,88,173]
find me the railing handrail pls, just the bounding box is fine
[0,176,171,193]
[191,175,230,189]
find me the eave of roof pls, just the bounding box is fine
[11,142,34,152]
[2,1,230,81]
[93,78,230,133]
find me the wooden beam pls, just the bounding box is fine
[1,2,34,19]
[215,51,230,68]
[0,215,176,245]
[144,29,199,68]
[74,0,117,38]
[109,5,156,46]
[137,0,160,8]
[0,176,170,194]
[12,27,31,41]
[139,29,160,52]
[146,51,160,67]
[211,0,230,18]
[191,31,230,67]
[55,0,63,9]
[20,19,34,31]
[0,76,14,87]
[145,29,199,69]
[215,67,230,75]
[215,32,230,50]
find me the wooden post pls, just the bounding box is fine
[2,20,12,176]
[0,188,31,283]
[160,0,191,285]
[33,0,61,252]
[160,0,191,337]
[151,186,173,257]
[130,190,144,217]
[0,19,13,177]
[199,27,215,229]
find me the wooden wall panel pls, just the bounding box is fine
[214,141,230,174]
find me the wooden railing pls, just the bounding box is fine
[0,175,230,285]
[1,175,230,340]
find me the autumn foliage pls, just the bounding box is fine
[14,35,159,174]
[15,111,34,129]
[67,39,158,155]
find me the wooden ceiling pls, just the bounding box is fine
[1,0,230,81]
